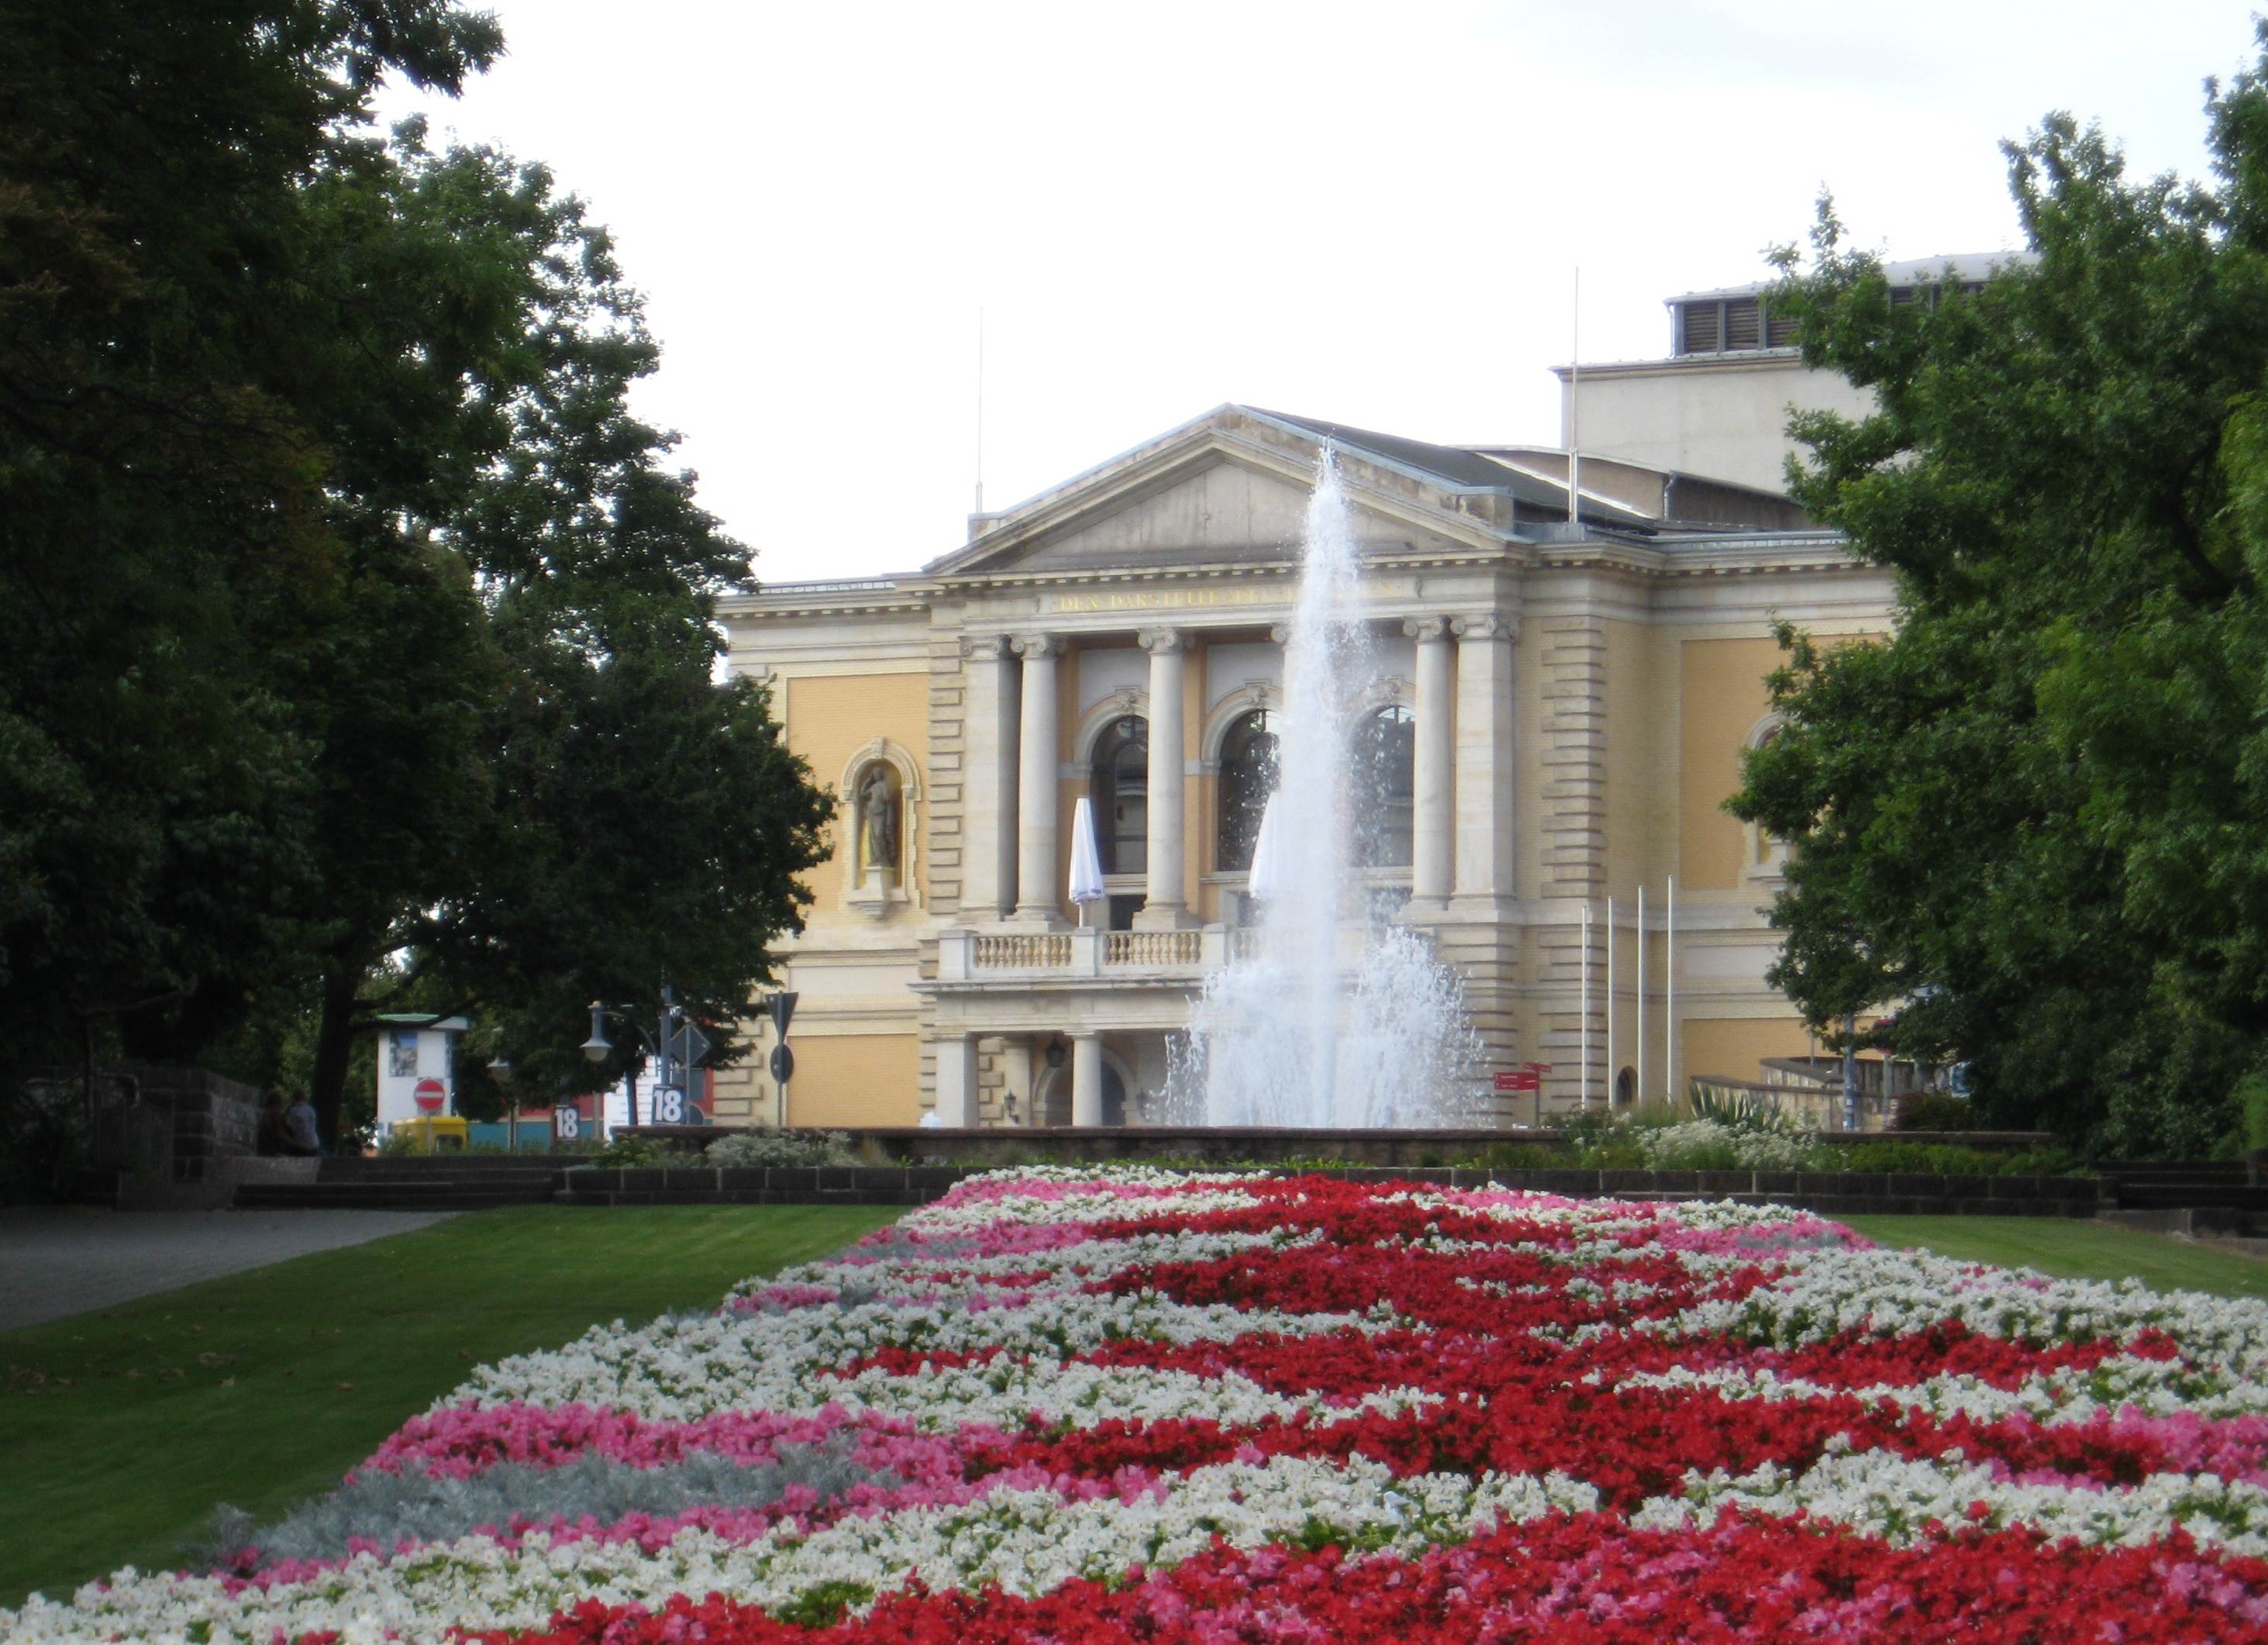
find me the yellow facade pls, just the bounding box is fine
[717,404,1901,1130]
[1682,1016,1817,1087]
[784,1033,922,1127]
[1677,636,1786,892]
[784,671,931,913]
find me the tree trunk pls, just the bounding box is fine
[309,955,366,1150]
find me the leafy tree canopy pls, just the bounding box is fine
[1735,29,2268,1153]
[1,3,832,1140]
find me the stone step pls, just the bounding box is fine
[233,1182,557,1210]
[322,1156,565,1176]
[2106,1184,2268,1212]
[312,1170,570,1187]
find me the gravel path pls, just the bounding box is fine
[0,1207,460,1332]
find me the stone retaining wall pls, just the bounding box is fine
[612,1125,2059,1167]
[555,1162,2102,1216]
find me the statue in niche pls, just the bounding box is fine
[858,764,899,877]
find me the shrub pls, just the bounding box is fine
[1896,1092,1982,1133]
[1829,1140,2003,1175]
[1690,1086,1796,1132]
[704,1129,856,1169]
[0,1079,87,1203]
[1480,1143,1567,1171]
[1637,1121,1742,1171]
[572,1136,681,1169]
[2238,1071,2268,1154]
[1818,1140,2092,1178]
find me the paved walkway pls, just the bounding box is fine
[0,1206,460,1332]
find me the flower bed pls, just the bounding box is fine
[12,1168,2268,1641]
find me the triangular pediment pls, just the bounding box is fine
[929,406,1520,581]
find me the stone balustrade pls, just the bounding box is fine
[943,924,1227,981]
[1103,929,1203,967]
[943,923,1402,981]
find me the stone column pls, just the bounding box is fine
[1070,1032,1104,1127]
[959,636,1018,920]
[934,1033,977,1126]
[1451,613,1516,902]
[1405,618,1453,908]
[1010,633,1062,926]
[1135,626,1195,929]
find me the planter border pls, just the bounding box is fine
[548,1160,2102,1216]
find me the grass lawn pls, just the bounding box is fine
[1843,1215,2268,1301]
[0,1203,897,1611]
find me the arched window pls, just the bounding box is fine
[1350,705,1415,868]
[1090,715,1147,877]
[1216,709,1278,871]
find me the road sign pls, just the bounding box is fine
[654,1086,686,1125]
[769,1043,795,1083]
[1494,1070,1539,1093]
[669,1021,711,1069]
[767,991,798,1039]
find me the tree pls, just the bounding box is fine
[0,1,499,1067]
[3,8,833,1147]
[1733,33,2268,1151]
[275,129,831,1140]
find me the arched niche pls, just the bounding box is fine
[839,738,922,919]
[1742,715,1791,882]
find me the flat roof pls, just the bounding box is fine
[1667,250,2037,305]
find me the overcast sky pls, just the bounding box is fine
[377,2,2263,585]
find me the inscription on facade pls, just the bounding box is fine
[1049,585,1280,615]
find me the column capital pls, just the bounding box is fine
[960,633,1008,660]
[1010,632,1059,660]
[1403,617,1450,643]
[1136,625,1184,654]
[1451,612,1518,643]
[1268,624,1291,645]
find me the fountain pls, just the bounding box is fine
[1161,453,1482,1127]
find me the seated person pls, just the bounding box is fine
[280,1091,323,1157]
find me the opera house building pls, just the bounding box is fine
[710,268,1953,1132]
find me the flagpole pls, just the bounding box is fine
[1636,884,1647,1111]
[1604,895,1615,1109]
[1666,875,1676,1105]
[1580,904,1592,1113]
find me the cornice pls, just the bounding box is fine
[715,534,1870,623]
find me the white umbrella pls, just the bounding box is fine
[1245,795,1284,902]
[1068,795,1107,925]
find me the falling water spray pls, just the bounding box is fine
[1163,452,1480,1126]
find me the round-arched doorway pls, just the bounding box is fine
[1034,1051,1129,1127]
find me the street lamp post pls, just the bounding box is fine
[580,988,696,1136]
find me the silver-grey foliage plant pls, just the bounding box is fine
[191,1440,897,1570]
[705,1129,857,1168]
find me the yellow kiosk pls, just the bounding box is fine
[392,1115,470,1152]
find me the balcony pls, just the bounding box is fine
[937,924,1287,984]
